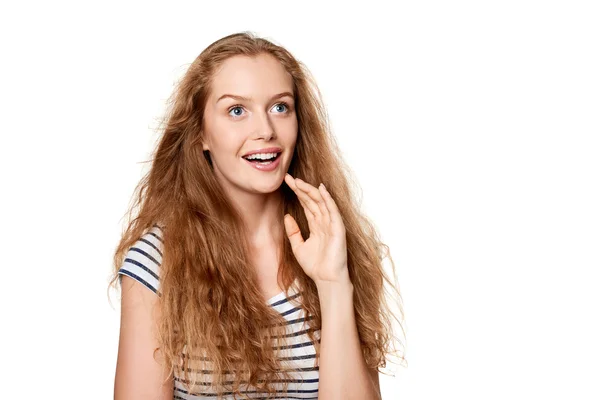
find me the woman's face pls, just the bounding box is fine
[202,53,298,195]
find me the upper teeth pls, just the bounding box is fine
[244,152,278,160]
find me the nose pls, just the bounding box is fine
[253,110,276,140]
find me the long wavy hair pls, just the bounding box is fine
[108,31,406,399]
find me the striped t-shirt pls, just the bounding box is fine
[117,224,321,399]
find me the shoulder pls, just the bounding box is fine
[117,224,164,295]
[115,224,173,398]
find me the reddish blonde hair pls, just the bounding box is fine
[108,31,406,399]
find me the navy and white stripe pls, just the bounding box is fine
[117,224,320,399]
[117,224,163,295]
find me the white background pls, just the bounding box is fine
[1,1,598,399]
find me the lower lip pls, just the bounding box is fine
[242,153,282,172]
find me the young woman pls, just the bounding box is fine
[109,31,405,400]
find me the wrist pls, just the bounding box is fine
[315,271,354,314]
[314,269,353,292]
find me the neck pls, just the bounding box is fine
[226,185,285,246]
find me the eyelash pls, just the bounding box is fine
[228,102,291,118]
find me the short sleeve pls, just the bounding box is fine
[117,224,163,295]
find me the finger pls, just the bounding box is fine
[286,175,319,219]
[285,174,316,229]
[298,194,315,226]
[319,184,342,226]
[296,179,330,224]
[283,214,304,252]
[293,178,323,218]
[285,174,311,215]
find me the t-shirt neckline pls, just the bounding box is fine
[266,278,300,306]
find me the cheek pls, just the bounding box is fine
[285,121,299,146]
[209,126,245,154]
[278,117,298,138]
[218,139,245,159]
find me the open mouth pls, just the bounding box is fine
[242,152,282,165]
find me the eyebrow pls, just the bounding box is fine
[216,91,294,103]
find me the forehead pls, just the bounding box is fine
[209,54,293,100]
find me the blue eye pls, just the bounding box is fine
[228,102,290,118]
[273,103,288,113]
[229,106,244,117]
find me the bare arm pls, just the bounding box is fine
[114,276,174,400]
[316,275,382,400]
